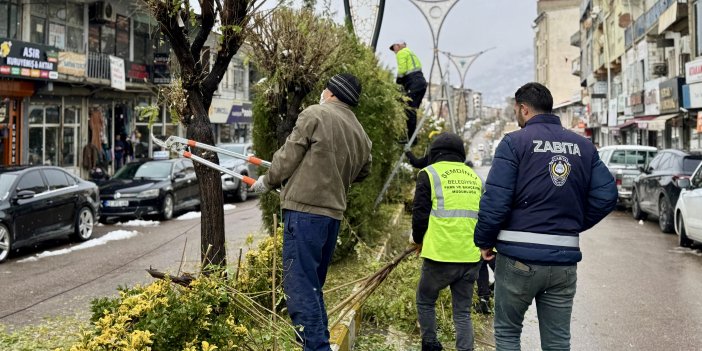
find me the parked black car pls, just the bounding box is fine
[632,150,702,233]
[0,166,99,263]
[99,159,200,222]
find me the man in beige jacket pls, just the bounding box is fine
[252,73,372,351]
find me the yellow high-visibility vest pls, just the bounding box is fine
[421,161,482,263]
[396,47,422,77]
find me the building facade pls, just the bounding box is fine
[535,0,583,105]
[0,0,252,178]
[572,0,694,151]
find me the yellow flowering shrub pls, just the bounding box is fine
[64,234,298,351]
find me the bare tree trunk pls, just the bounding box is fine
[186,91,226,267]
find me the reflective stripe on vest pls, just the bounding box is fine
[421,162,482,263]
[497,230,580,248]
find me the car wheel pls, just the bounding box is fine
[632,190,647,220]
[74,207,95,241]
[0,223,12,263]
[658,195,674,233]
[161,194,174,220]
[678,214,694,248]
[235,179,248,202]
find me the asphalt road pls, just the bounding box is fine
[0,199,265,327]
[473,160,702,350]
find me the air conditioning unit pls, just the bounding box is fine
[90,1,115,23]
[652,63,668,77]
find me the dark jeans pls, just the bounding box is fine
[405,87,427,139]
[494,254,577,351]
[283,210,341,351]
[417,259,481,351]
[477,255,496,298]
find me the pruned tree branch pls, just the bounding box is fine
[190,0,216,65]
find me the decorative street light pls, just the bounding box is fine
[344,0,387,51]
[440,47,495,130]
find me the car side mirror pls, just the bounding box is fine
[678,178,692,190]
[173,172,186,180]
[15,190,35,200]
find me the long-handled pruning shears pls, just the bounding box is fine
[151,135,271,188]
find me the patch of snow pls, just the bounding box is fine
[116,219,160,227]
[18,230,139,263]
[177,211,201,220]
[97,223,104,227]
[669,247,702,257]
[223,204,237,211]
[638,220,644,225]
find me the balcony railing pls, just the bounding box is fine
[572,57,581,76]
[625,0,685,47]
[87,52,111,80]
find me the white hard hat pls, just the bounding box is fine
[389,39,406,51]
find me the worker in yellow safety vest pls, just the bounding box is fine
[410,132,483,351]
[390,40,427,145]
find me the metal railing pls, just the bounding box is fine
[87,52,111,80]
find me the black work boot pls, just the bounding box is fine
[421,340,443,351]
[475,296,491,314]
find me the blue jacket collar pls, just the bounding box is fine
[526,114,561,126]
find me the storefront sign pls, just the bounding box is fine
[698,111,702,133]
[127,63,148,80]
[57,51,85,77]
[0,39,58,80]
[153,53,171,84]
[209,98,233,123]
[227,102,253,124]
[686,58,702,84]
[683,83,702,108]
[629,91,644,114]
[644,79,661,116]
[109,55,125,91]
[659,77,683,114]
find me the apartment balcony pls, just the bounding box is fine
[87,52,153,87]
[572,57,581,76]
[571,31,581,47]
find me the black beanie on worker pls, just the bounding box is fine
[327,73,361,107]
[429,132,466,164]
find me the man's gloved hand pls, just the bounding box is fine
[250,175,270,193]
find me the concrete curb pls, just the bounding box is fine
[330,204,405,350]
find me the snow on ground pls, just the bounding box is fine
[177,211,201,220]
[18,230,139,263]
[116,219,160,227]
[177,205,237,220]
[669,247,702,257]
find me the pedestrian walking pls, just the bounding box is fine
[390,40,427,145]
[474,82,617,350]
[411,132,483,351]
[113,134,126,170]
[251,73,372,351]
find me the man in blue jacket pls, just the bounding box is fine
[474,83,617,350]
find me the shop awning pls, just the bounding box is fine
[611,116,657,130]
[646,113,678,132]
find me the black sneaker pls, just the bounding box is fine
[475,297,491,314]
[421,340,443,351]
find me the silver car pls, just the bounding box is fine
[598,145,657,207]
[217,143,259,202]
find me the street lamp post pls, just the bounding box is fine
[440,47,495,132]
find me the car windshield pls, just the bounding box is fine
[0,174,17,200]
[682,157,702,174]
[609,150,652,168]
[219,145,246,161]
[113,161,172,180]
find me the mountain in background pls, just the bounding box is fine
[466,47,534,107]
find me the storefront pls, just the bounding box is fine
[209,98,252,145]
[0,38,57,167]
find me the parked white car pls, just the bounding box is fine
[675,162,702,247]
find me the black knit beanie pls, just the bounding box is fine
[326,73,361,107]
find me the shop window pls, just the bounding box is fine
[0,0,21,39]
[28,104,80,168]
[115,15,129,59]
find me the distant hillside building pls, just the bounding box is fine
[534,0,582,105]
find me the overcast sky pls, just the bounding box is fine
[190,0,537,105]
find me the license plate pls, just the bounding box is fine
[104,200,129,207]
